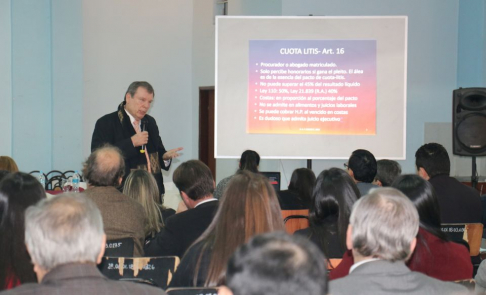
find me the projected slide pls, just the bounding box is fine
[248,40,376,135]
[216,16,407,159]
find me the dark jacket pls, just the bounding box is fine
[91,102,169,194]
[144,200,219,258]
[278,190,310,210]
[429,174,482,223]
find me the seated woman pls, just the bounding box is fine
[0,172,46,290]
[294,168,360,261]
[0,156,19,172]
[213,150,259,200]
[123,169,175,241]
[278,168,316,210]
[169,170,285,287]
[329,174,472,281]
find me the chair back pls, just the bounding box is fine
[282,209,309,234]
[105,238,135,257]
[99,256,180,289]
[441,223,483,256]
[327,258,342,270]
[166,287,219,295]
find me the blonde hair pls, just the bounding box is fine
[0,156,19,172]
[123,170,164,237]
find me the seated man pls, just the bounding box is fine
[373,159,402,187]
[221,232,328,295]
[2,194,164,294]
[416,143,481,223]
[346,149,379,196]
[330,188,467,295]
[82,145,147,256]
[145,160,218,258]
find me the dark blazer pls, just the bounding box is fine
[278,190,310,210]
[1,263,165,295]
[330,260,467,295]
[168,241,212,287]
[144,200,219,258]
[294,221,345,258]
[91,102,170,194]
[83,186,147,257]
[429,174,482,223]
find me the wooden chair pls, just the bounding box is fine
[166,287,219,295]
[441,223,483,256]
[327,258,342,270]
[104,238,135,257]
[281,209,309,234]
[99,256,180,289]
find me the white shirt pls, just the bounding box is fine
[125,107,171,167]
[195,198,218,208]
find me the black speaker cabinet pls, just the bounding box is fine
[453,87,486,156]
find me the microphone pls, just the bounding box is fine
[140,119,147,153]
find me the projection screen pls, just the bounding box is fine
[215,16,407,159]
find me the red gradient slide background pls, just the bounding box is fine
[247,40,376,135]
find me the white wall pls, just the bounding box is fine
[11,0,53,172]
[192,0,216,161]
[0,0,12,156]
[52,0,84,172]
[82,0,194,181]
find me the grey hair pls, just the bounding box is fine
[125,81,154,100]
[350,187,419,262]
[25,194,104,271]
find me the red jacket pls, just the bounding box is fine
[329,227,473,281]
[4,273,20,290]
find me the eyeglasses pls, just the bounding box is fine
[343,163,349,169]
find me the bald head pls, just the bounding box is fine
[83,145,125,187]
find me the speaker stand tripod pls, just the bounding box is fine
[471,156,478,190]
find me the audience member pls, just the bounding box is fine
[223,232,328,295]
[214,150,259,199]
[123,169,175,240]
[330,188,467,295]
[0,157,18,173]
[145,160,218,258]
[169,171,285,287]
[330,175,473,281]
[416,143,481,223]
[294,168,359,261]
[373,159,401,187]
[81,145,147,257]
[1,194,165,295]
[0,171,10,183]
[346,149,378,196]
[278,168,316,210]
[0,172,46,290]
